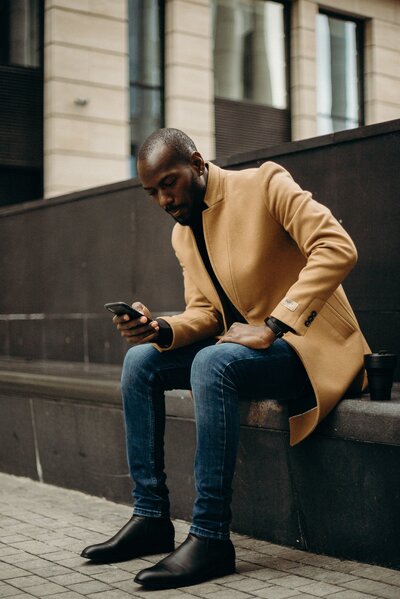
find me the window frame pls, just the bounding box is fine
[282,0,291,117]
[317,8,365,132]
[213,0,291,111]
[128,0,165,172]
[213,0,292,157]
[0,0,44,70]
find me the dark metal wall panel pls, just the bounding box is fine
[0,66,43,168]
[0,166,43,206]
[215,97,291,160]
[0,121,398,374]
[0,66,43,205]
[0,182,183,316]
[0,180,184,364]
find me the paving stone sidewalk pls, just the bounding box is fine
[0,474,399,599]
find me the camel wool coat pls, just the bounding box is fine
[155,161,370,445]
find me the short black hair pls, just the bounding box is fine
[138,128,197,163]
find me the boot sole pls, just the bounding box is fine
[135,560,236,589]
[82,542,175,564]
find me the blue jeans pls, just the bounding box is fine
[121,338,314,541]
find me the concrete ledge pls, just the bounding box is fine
[2,358,398,443]
[0,357,399,569]
[167,387,400,445]
[0,359,122,404]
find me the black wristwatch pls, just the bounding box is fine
[264,317,285,338]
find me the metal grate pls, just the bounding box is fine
[215,97,291,161]
[0,65,43,168]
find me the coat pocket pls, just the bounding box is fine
[319,301,356,340]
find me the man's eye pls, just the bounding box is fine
[163,178,175,188]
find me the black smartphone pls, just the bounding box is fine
[104,302,150,323]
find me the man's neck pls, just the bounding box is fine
[190,201,207,230]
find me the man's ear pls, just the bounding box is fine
[190,151,205,174]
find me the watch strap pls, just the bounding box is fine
[264,317,285,338]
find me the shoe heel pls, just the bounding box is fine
[215,560,236,578]
[159,541,175,553]
[148,537,174,555]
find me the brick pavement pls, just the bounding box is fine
[0,473,399,599]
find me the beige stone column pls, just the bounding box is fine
[165,0,215,159]
[290,0,318,141]
[364,17,400,124]
[44,0,130,198]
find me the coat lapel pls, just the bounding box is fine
[174,162,244,324]
[203,164,242,315]
[179,225,224,317]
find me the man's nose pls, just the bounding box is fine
[158,189,173,209]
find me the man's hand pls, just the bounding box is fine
[113,302,160,345]
[217,322,277,350]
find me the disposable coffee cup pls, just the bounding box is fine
[364,350,398,401]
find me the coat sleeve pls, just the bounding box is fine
[153,254,223,352]
[263,162,358,335]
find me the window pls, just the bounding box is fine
[213,0,288,109]
[0,0,43,206]
[213,0,290,158]
[0,0,42,68]
[317,11,363,135]
[128,0,164,176]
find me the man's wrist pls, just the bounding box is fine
[155,318,173,347]
[264,317,286,338]
[259,324,279,348]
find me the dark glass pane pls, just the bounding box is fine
[128,0,163,173]
[129,0,162,87]
[130,86,162,134]
[213,0,287,109]
[0,0,41,67]
[0,3,10,64]
[317,13,361,134]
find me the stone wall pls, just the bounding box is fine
[43,0,130,197]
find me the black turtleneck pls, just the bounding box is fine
[190,214,246,329]
[156,206,246,347]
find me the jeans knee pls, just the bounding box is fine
[121,344,158,391]
[191,345,214,374]
[191,345,229,390]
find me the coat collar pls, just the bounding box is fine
[203,162,225,207]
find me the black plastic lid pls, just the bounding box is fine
[364,351,397,366]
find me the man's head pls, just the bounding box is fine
[137,128,208,226]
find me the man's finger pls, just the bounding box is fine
[125,330,158,345]
[132,301,144,311]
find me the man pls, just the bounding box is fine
[81,128,369,589]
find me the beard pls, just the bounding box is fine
[171,172,206,226]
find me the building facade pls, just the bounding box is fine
[0,0,399,203]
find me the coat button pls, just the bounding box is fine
[311,311,317,317]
